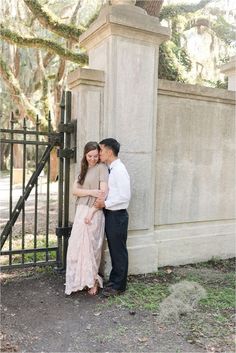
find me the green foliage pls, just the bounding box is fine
[158,3,196,82]
[212,15,235,45]
[201,78,228,89]
[0,0,95,127]
[158,0,234,85]
[158,41,191,82]
[159,0,213,21]
[179,48,192,71]
[159,43,182,81]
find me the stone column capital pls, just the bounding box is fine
[79,3,170,50]
[67,67,105,90]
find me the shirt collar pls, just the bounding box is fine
[109,158,120,170]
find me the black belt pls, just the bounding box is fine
[104,209,126,213]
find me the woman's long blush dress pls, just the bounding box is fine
[65,163,108,295]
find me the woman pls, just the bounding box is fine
[65,141,108,296]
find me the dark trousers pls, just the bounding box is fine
[104,209,129,291]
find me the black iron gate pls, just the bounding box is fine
[0,91,75,270]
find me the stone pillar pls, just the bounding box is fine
[67,68,105,222]
[77,1,170,274]
[220,55,236,91]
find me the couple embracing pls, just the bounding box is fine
[65,138,131,297]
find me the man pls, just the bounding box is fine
[95,138,131,297]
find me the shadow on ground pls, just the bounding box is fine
[1,270,205,353]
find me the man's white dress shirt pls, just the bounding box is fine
[105,159,131,210]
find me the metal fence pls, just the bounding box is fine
[0,91,75,270]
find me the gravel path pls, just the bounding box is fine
[0,176,58,235]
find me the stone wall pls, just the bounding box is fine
[67,2,235,274]
[68,75,235,272]
[155,79,236,266]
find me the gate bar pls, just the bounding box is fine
[1,142,58,249]
[56,92,65,270]
[9,114,14,265]
[62,91,72,270]
[22,118,27,264]
[45,114,51,262]
[33,115,40,263]
[1,247,58,255]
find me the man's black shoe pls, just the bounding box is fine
[104,281,114,288]
[102,287,125,297]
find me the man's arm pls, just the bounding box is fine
[93,181,107,209]
[85,181,108,221]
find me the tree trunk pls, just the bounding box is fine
[136,0,164,17]
[0,143,10,170]
[50,148,58,182]
[0,55,42,123]
[13,144,23,168]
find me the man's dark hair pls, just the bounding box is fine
[100,138,120,156]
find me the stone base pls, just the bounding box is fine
[103,231,158,277]
[155,220,236,267]
[103,220,235,276]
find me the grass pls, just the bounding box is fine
[103,258,235,352]
[105,258,235,312]
[200,287,235,309]
[189,257,235,271]
[180,260,235,350]
[108,282,170,311]
[0,264,57,285]
[0,234,58,266]
[223,272,236,286]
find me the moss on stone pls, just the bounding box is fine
[23,0,85,41]
[0,27,88,65]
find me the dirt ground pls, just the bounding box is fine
[1,271,203,353]
[1,175,233,353]
[1,260,235,353]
